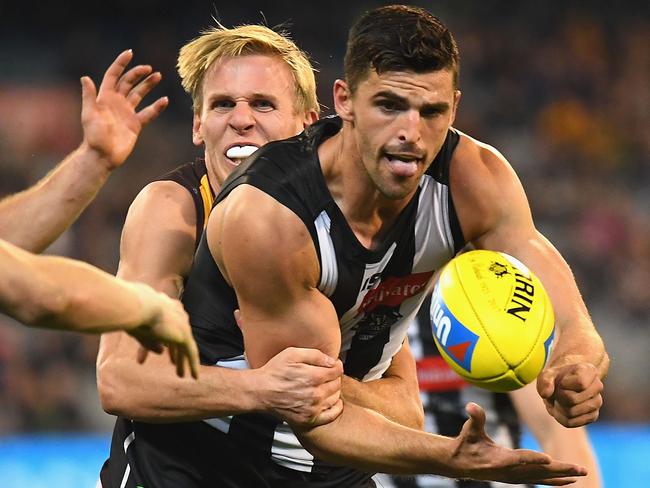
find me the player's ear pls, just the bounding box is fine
[333,79,354,122]
[450,90,462,126]
[302,109,319,128]
[192,112,203,146]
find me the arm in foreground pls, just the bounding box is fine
[0,238,198,378]
[213,184,585,485]
[0,49,168,252]
[511,383,602,488]
[342,337,424,429]
[97,181,342,423]
[451,133,608,427]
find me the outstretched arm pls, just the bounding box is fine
[511,383,602,488]
[212,184,585,485]
[0,238,198,377]
[451,133,608,428]
[0,50,167,252]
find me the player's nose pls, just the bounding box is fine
[228,102,256,133]
[397,109,422,144]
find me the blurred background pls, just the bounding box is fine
[0,0,648,486]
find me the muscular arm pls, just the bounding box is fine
[97,181,341,423]
[342,338,424,429]
[213,184,585,484]
[0,50,167,253]
[511,384,602,488]
[451,133,608,427]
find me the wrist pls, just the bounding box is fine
[124,281,163,332]
[77,141,117,174]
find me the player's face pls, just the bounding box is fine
[337,68,460,200]
[193,54,317,186]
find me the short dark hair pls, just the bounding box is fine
[344,5,460,92]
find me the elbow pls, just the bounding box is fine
[97,359,131,417]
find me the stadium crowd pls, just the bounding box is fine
[0,1,647,433]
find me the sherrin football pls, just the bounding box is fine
[430,250,555,392]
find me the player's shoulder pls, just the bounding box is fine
[451,130,521,197]
[125,179,197,234]
[450,130,528,242]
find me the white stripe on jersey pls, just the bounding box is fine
[271,421,315,471]
[316,210,338,296]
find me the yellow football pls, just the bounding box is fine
[430,250,555,392]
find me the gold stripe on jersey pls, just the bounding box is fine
[199,174,215,229]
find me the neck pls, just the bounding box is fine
[204,157,222,195]
[320,124,415,250]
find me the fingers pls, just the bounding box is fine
[185,334,200,380]
[308,398,344,427]
[99,49,134,95]
[556,363,600,393]
[536,369,556,400]
[555,376,603,407]
[117,65,153,96]
[283,346,340,368]
[464,402,487,439]
[126,71,163,107]
[136,96,169,128]
[234,309,244,330]
[136,345,149,364]
[80,76,97,115]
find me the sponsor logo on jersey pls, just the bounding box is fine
[430,288,479,373]
[358,271,433,314]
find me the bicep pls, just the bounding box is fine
[117,181,197,298]
[211,185,341,367]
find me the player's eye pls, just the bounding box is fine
[211,99,235,111]
[251,99,275,112]
[376,99,403,113]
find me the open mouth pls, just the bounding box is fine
[383,153,423,177]
[224,145,259,165]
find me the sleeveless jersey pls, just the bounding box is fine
[99,158,214,488]
[375,294,532,488]
[180,116,463,485]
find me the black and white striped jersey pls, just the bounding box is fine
[375,295,532,488]
[179,115,465,482]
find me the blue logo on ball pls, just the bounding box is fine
[430,288,479,373]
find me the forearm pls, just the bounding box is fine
[97,332,263,421]
[342,375,424,429]
[342,339,424,429]
[500,232,608,377]
[1,241,156,332]
[0,144,112,253]
[295,400,458,476]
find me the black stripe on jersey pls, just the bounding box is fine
[426,128,464,254]
[154,158,211,249]
[343,191,420,379]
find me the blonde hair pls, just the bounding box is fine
[178,24,319,115]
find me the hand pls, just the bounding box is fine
[79,49,169,169]
[234,307,344,427]
[452,403,587,486]
[256,347,344,427]
[537,362,604,427]
[128,290,200,380]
